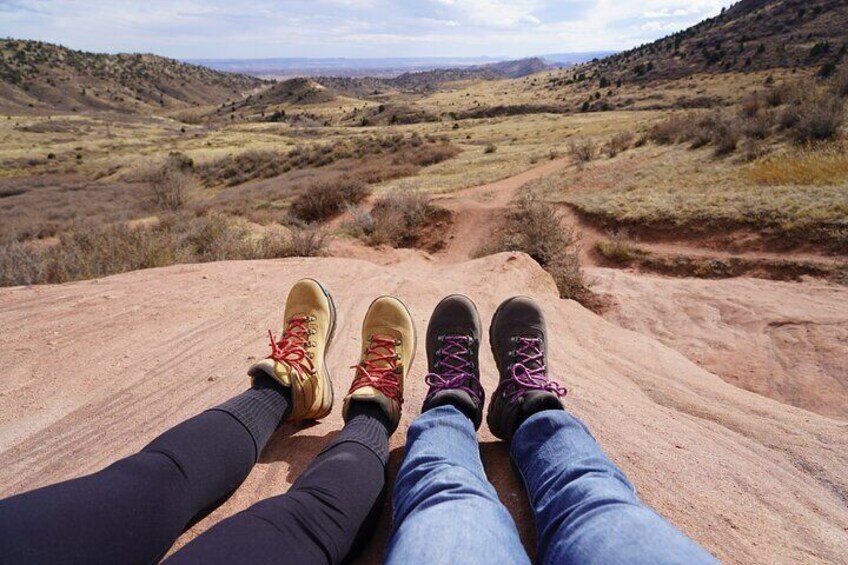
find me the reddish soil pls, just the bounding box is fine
[1,254,847,564]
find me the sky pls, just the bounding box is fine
[0,0,736,60]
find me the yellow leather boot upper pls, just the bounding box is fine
[249,278,336,421]
[343,296,416,433]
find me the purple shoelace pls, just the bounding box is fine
[425,335,484,405]
[502,336,567,404]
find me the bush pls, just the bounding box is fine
[149,152,196,210]
[648,113,692,144]
[362,187,446,249]
[711,118,740,156]
[287,226,328,257]
[836,64,848,98]
[484,143,497,154]
[787,91,844,144]
[604,132,634,158]
[478,195,585,300]
[289,178,370,223]
[568,138,596,166]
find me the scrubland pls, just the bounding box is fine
[1,62,846,287]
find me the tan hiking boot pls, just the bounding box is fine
[248,278,337,422]
[342,296,416,433]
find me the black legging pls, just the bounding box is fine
[0,375,390,565]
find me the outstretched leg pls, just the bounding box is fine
[486,296,717,564]
[165,402,390,565]
[386,406,529,565]
[386,295,529,565]
[512,409,719,564]
[167,294,417,565]
[0,375,289,565]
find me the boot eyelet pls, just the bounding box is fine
[394,338,401,345]
[394,366,402,374]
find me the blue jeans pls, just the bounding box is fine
[386,406,718,564]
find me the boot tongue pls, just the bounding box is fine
[366,336,397,371]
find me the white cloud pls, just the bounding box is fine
[0,0,736,58]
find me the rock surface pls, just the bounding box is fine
[1,253,846,563]
[592,268,848,420]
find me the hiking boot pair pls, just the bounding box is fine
[248,278,414,433]
[423,295,567,441]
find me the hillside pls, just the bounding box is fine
[574,0,847,84]
[0,39,266,113]
[0,253,845,563]
[315,57,552,98]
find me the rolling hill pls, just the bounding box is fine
[575,0,847,84]
[0,39,267,113]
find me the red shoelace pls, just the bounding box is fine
[348,335,403,403]
[267,315,315,382]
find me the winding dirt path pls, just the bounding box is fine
[409,159,842,272]
[429,157,572,262]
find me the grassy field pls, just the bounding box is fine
[1,63,846,286]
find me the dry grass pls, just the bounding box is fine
[0,213,326,287]
[594,230,646,265]
[747,145,848,186]
[554,144,848,248]
[477,194,585,301]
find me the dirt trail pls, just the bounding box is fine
[429,157,572,262]
[1,254,847,564]
[413,159,840,269]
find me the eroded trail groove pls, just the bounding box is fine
[1,254,847,563]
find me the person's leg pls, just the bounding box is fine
[167,295,416,565]
[0,375,289,565]
[486,296,717,564]
[512,409,719,564]
[386,406,529,565]
[386,295,529,565]
[165,402,389,565]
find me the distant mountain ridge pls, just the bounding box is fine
[0,39,266,113]
[311,57,553,98]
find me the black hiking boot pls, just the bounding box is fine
[422,295,485,429]
[487,296,567,441]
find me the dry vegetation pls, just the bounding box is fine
[290,178,370,223]
[0,213,326,287]
[477,194,586,301]
[2,21,846,287]
[747,145,848,186]
[196,134,458,187]
[346,187,450,251]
